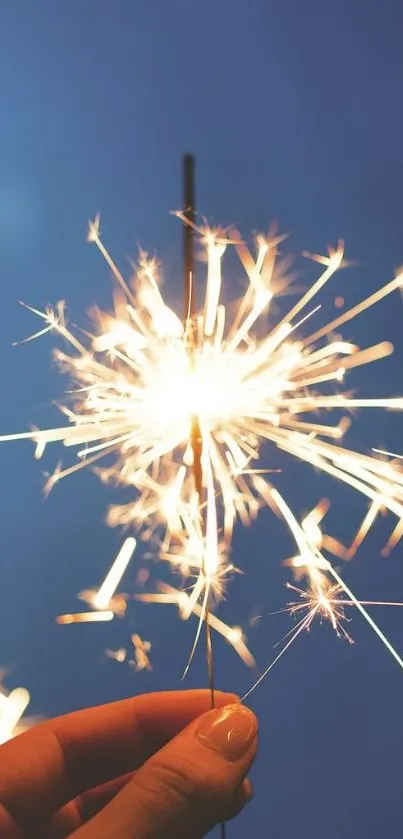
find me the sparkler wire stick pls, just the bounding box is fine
[183,154,225,839]
[183,153,215,702]
[183,153,196,321]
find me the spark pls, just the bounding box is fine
[130,634,152,672]
[282,579,403,646]
[92,537,136,610]
[0,683,31,743]
[273,488,403,666]
[105,647,127,663]
[2,214,403,678]
[57,539,136,625]
[136,583,256,669]
[373,448,403,460]
[243,492,403,700]
[56,611,115,624]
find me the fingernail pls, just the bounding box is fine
[197,703,257,762]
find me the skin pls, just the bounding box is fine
[0,690,258,839]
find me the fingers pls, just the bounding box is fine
[0,804,23,839]
[32,776,252,839]
[0,689,236,831]
[75,703,258,838]
[29,774,134,839]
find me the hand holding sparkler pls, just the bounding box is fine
[0,690,257,838]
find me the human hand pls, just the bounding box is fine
[0,689,258,838]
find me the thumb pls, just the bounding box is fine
[77,703,258,838]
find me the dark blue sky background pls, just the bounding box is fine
[0,2,403,836]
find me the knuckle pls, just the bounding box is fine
[137,753,232,819]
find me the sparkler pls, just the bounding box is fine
[2,158,403,703]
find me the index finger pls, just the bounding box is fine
[0,689,236,832]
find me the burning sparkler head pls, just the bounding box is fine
[3,211,403,680]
